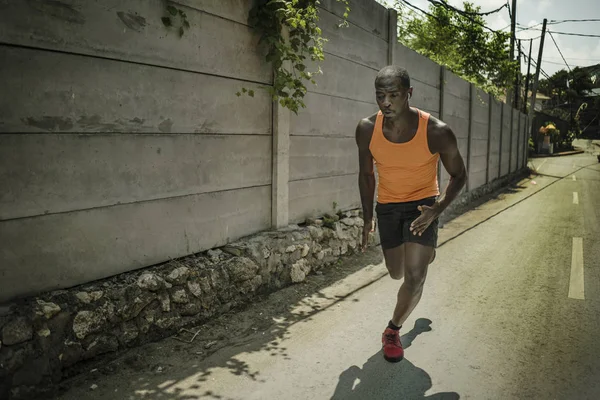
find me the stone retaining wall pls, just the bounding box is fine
[0,211,366,399]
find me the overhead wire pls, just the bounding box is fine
[435,0,509,17]
[543,60,588,67]
[544,31,600,38]
[425,0,506,36]
[546,56,600,61]
[517,25,600,38]
[547,30,572,73]
[520,43,551,80]
[549,18,600,23]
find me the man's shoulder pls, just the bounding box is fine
[356,112,379,134]
[355,112,379,147]
[359,112,379,128]
[426,114,456,152]
[426,114,453,137]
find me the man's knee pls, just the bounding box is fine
[403,268,427,293]
[388,269,404,280]
[385,260,404,280]
[383,245,405,280]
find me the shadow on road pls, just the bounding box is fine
[330,318,460,400]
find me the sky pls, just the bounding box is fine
[376,0,600,78]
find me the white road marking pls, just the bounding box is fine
[569,237,585,300]
[572,175,577,181]
[573,192,579,204]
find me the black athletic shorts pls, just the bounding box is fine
[375,196,439,250]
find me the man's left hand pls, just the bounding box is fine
[410,203,441,236]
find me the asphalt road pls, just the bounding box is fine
[56,151,600,400]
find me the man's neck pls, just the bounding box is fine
[385,106,414,128]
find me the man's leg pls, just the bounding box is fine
[391,242,434,327]
[383,244,405,280]
[381,242,433,363]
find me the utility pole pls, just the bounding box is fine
[514,39,522,110]
[523,39,533,114]
[529,18,547,122]
[507,0,517,105]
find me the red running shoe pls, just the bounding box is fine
[382,327,404,362]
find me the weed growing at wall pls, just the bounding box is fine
[161,2,190,37]
[238,0,350,114]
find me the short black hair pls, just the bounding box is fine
[375,65,410,89]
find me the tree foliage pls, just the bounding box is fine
[538,67,594,102]
[394,1,517,98]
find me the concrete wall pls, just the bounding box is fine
[0,0,529,302]
[500,104,512,177]
[288,0,386,223]
[0,0,273,302]
[488,98,503,181]
[469,87,491,191]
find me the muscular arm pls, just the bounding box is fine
[430,121,467,214]
[355,117,376,223]
[411,119,467,236]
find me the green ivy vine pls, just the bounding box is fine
[238,0,351,114]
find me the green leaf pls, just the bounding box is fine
[248,90,255,97]
[236,92,241,97]
[178,26,184,37]
[183,20,190,29]
[161,17,172,27]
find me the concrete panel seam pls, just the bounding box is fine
[0,131,273,136]
[179,4,253,28]
[289,172,357,183]
[323,50,381,72]
[1,41,274,86]
[317,6,388,43]
[306,90,376,105]
[0,184,272,223]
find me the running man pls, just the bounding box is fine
[355,65,467,362]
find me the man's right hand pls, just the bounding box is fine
[362,218,374,252]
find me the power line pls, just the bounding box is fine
[517,35,542,41]
[424,0,506,36]
[399,0,437,20]
[542,60,588,67]
[548,31,572,73]
[520,43,551,80]
[545,56,600,61]
[517,25,541,33]
[519,19,600,31]
[547,31,600,38]
[518,26,600,38]
[437,0,509,16]
[523,55,551,80]
[549,19,600,23]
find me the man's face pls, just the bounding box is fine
[375,78,412,118]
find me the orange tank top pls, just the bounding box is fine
[369,108,440,204]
